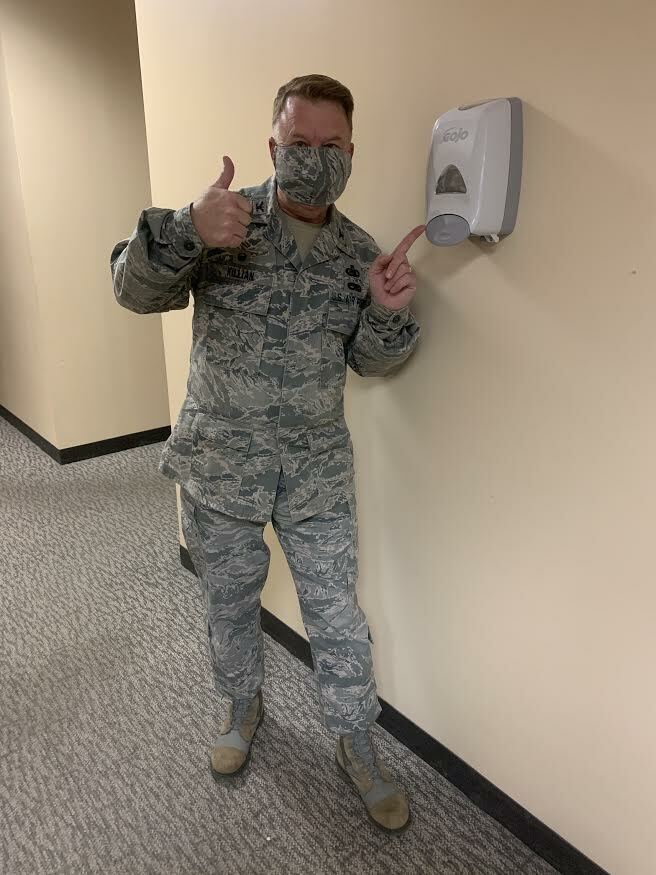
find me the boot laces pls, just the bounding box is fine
[351,730,380,780]
[229,695,254,730]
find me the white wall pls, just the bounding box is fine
[134,2,656,872]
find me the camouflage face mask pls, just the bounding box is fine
[274,145,352,206]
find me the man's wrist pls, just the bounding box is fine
[170,204,204,258]
[367,299,411,329]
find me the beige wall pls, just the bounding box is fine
[0,32,55,441]
[134,1,656,872]
[0,0,169,448]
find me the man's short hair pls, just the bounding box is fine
[272,74,354,130]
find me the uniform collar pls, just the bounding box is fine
[245,177,357,264]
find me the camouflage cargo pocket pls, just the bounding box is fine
[307,421,355,499]
[190,415,253,509]
[159,401,198,481]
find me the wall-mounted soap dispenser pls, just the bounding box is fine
[425,97,523,246]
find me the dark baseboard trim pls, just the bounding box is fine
[58,426,172,464]
[179,544,607,875]
[0,404,61,463]
[179,543,197,575]
[0,404,170,464]
[261,606,314,671]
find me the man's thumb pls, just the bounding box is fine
[215,155,235,190]
[371,253,393,272]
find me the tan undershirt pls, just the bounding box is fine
[282,212,324,263]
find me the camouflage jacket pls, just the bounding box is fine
[111,178,420,523]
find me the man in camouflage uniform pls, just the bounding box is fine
[111,74,422,833]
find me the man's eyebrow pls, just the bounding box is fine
[288,130,345,140]
[283,133,347,147]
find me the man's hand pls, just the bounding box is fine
[190,156,252,248]
[368,225,425,311]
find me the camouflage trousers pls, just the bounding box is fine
[180,471,381,733]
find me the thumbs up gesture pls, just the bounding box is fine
[190,156,252,248]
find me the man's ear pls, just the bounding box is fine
[268,137,277,163]
[348,142,355,158]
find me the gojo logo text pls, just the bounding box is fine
[441,127,469,143]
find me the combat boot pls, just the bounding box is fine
[210,690,264,778]
[336,730,411,832]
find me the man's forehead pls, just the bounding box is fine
[276,96,350,132]
[285,121,347,140]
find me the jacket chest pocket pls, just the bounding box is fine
[204,268,272,374]
[326,296,361,337]
[322,296,361,386]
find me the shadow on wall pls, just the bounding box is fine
[499,105,651,304]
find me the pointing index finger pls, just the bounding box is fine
[386,224,426,278]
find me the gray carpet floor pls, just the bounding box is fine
[0,416,558,874]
